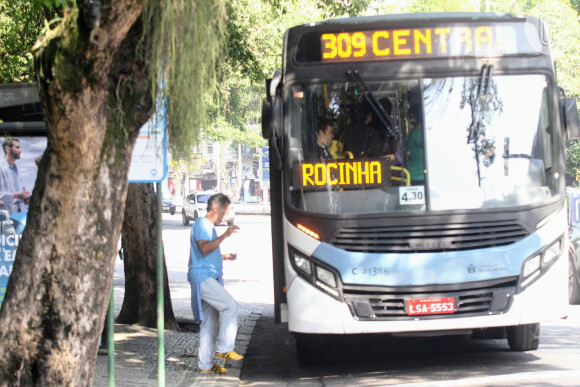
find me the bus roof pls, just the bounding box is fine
[283,12,551,75]
[290,12,533,30]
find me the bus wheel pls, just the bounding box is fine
[295,333,327,366]
[506,323,540,351]
[569,254,580,304]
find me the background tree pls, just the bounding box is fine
[0,0,227,385]
[1,0,181,332]
[116,183,178,330]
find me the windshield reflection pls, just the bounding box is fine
[424,74,560,210]
[286,74,561,215]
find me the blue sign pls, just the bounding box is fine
[0,137,46,309]
[262,146,270,181]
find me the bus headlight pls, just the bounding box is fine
[542,240,560,265]
[518,236,563,292]
[293,252,312,275]
[523,255,540,278]
[315,266,339,298]
[289,246,342,301]
[316,266,337,288]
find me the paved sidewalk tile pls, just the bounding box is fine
[93,303,262,387]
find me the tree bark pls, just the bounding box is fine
[117,183,178,330]
[0,1,153,385]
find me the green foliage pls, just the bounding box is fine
[143,0,229,155]
[198,0,321,153]
[316,0,371,17]
[568,140,580,182]
[0,0,48,82]
[30,0,71,11]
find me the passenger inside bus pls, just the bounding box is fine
[406,106,425,185]
[315,119,334,160]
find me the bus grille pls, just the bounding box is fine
[343,279,517,320]
[329,220,528,253]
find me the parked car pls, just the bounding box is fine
[182,191,235,226]
[161,191,176,215]
[567,187,580,304]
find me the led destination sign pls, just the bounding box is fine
[321,24,523,62]
[296,158,391,190]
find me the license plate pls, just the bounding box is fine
[406,297,455,316]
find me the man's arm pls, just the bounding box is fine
[197,225,240,256]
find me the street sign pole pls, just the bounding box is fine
[128,105,168,387]
[107,284,115,386]
[156,181,165,386]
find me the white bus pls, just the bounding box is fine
[262,13,580,364]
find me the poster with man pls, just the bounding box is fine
[0,136,46,309]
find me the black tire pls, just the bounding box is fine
[295,333,327,366]
[569,254,580,304]
[170,207,176,216]
[182,211,189,226]
[194,211,199,221]
[506,323,540,351]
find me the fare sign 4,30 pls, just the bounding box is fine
[407,297,456,316]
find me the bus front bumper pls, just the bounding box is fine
[286,252,568,335]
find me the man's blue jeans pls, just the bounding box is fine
[194,278,239,370]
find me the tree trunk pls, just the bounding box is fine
[0,2,153,385]
[117,183,178,330]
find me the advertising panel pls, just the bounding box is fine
[0,136,46,309]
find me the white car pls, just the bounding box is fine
[182,191,235,226]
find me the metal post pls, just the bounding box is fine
[107,284,115,386]
[238,144,242,200]
[258,148,263,202]
[156,182,165,386]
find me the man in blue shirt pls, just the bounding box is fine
[188,193,241,374]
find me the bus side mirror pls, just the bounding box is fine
[262,97,281,140]
[264,98,282,170]
[262,70,282,139]
[561,97,580,140]
[262,70,283,170]
[262,97,274,139]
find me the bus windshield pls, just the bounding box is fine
[286,73,562,215]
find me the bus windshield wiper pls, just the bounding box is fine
[468,64,494,186]
[346,69,399,139]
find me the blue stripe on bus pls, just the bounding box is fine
[311,232,548,287]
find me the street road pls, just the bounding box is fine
[161,213,580,386]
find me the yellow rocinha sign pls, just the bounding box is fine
[296,158,391,190]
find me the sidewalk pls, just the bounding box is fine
[233,201,270,216]
[93,209,271,386]
[93,282,265,386]
[94,312,262,386]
